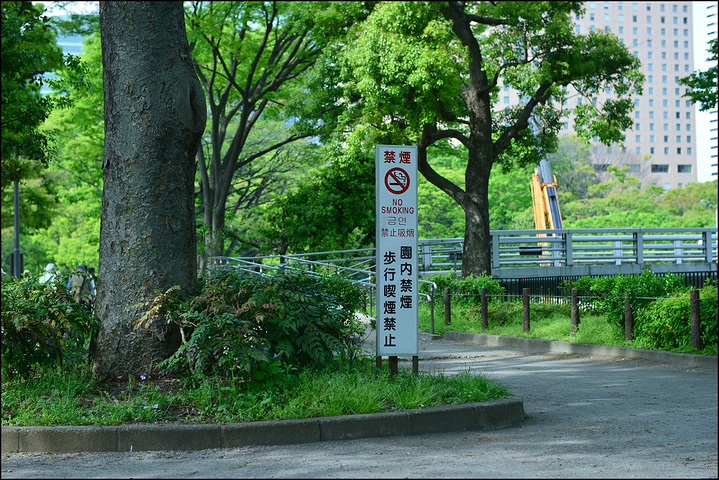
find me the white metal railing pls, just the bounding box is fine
[211,228,717,279]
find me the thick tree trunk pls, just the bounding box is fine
[93,1,206,378]
[461,147,493,278]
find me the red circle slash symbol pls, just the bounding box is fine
[385,167,410,194]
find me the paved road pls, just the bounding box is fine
[2,331,717,478]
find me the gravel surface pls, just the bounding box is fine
[2,332,717,478]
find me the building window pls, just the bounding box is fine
[686,124,691,131]
[593,164,609,172]
[590,13,595,20]
[650,123,655,130]
[663,135,669,142]
[687,147,691,155]
[677,148,681,154]
[628,164,641,172]
[677,165,691,173]
[636,147,641,154]
[676,135,681,142]
[664,183,671,190]
[652,164,669,173]
[650,135,655,142]
[619,14,624,22]
[649,111,654,118]
[650,147,655,154]
[686,135,691,142]
[604,13,610,21]
[664,147,669,154]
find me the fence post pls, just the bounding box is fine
[523,288,530,333]
[690,289,701,349]
[480,287,488,329]
[571,289,579,337]
[444,287,451,326]
[624,293,633,341]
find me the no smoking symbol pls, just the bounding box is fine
[385,167,410,194]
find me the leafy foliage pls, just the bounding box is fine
[634,282,718,351]
[679,38,718,112]
[562,270,687,330]
[159,269,364,385]
[1,273,99,378]
[1,1,88,189]
[421,272,505,307]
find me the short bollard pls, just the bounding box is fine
[571,289,579,337]
[480,287,488,329]
[690,289,701,349]
[444,287,451,326]
[624,294,633,341]
[522,288,530,333]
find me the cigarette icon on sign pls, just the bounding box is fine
[385,167,410,194]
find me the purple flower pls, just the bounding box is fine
[273,353,279,359]
[140,374,146,381]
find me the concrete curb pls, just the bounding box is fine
[0,398,524,454]
[443,331,718,369]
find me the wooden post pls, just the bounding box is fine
[480,287,488,329]
[523,288,530,333]
[412,355,418,374]
[571,289,579,337]
[624,294,633,341]
[444,287,451,326]
[389,356,398,377]
[690,289,701,349]
[376,355,382,372]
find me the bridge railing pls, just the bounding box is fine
[418,228,717,274]
[211,228,717,279]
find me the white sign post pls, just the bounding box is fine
[375,145,418,356]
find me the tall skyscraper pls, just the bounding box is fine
[697,2,718,180]
[571,1,698,189]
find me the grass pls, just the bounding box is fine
[419,301,718,356]
[1,355,509,427]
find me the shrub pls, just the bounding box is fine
[634,282,718,351]
[566,270,687,329]
[1,274,99,379]
[421,272,505,306]
[159,268,364,384]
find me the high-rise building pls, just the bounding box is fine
[699,2,719,180]
[573,1,698,190]
[499,2,700,190]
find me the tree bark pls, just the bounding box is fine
[93,1,206,378]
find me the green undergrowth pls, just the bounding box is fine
[2,356,509,427]
[419,302,718,356]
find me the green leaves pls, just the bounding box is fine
[679,38,718,112]
[1,273,100,378]
[159,268,364,386]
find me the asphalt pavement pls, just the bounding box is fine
[1,326,717,478]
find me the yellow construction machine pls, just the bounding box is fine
[530,159,564,264]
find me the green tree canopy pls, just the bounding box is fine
[297,1,643,276]
[1,1,86,190]
[679,38,718,111]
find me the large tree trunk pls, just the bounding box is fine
[461,145,493,278]
[93,1,207,378]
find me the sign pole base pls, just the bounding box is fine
[389,356,398,377]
